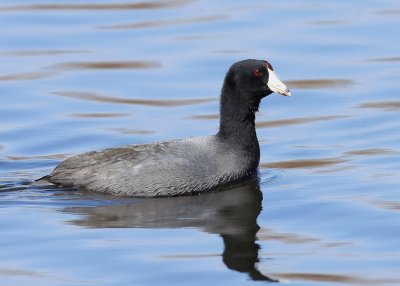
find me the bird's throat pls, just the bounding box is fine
[217,89,260,145]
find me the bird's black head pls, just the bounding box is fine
[219,59,291,139]
[225,59,291,100]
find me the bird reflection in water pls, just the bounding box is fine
[63,176,277,282]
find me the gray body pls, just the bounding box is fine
[48,135,259,197]
[45,59,290,197]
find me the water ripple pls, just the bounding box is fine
[344,148,397,156]
[272,272,400,285]
[51,91,216,107]
[69,112,130,118]
[103,128,155,135]
[307,20,346,25]
[257,115,347,128]
[377,9,400,15]
[188,113,219,120]
[286,79,354,89]
[258,228,320,244]
[260,158,346,169]
[5,154,70,161]
[49,60,161,71]
[0,0,192,12]
[0,50,89,57]
[0,71,54,82]
[99,15,227,30]
[365,56,400,62]
[358,101,400,111]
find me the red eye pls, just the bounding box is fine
[253,69,263,77]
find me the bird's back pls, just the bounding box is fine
[48,135,256,197]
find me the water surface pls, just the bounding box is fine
[1,0,400,285]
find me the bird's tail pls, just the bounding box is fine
[35,175,50,182]
[32,175,56,186]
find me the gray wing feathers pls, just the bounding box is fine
[48,138,228,197]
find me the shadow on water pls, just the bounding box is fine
[63,177,278,282]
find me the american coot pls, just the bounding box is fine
[43,59,291,197]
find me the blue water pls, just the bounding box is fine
[1,0,400,285]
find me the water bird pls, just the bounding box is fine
[40,59,291,197]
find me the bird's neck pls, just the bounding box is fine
[217,82,261,162]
